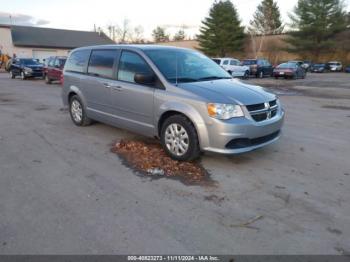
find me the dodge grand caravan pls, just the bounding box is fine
[62,45,284,161]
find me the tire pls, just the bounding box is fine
[160,115,200,161]
[20,71,26,80]
[9,71,15,79]
[69,95,92,126]
[45,74,52,84]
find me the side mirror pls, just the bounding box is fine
[134,73,155,85]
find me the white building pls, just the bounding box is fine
[0,24,114,62]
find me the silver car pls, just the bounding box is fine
[62,45,284,161]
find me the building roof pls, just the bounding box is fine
[10,26,115,49]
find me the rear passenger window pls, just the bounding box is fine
[223,60,229,65]
[117,51,153,83]
[230,60,237,66]
[88,50,117,78]
[65,50,90,73]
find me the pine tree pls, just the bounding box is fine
[285,0,348,59]
[152,27,170,42]
[173,29,186,41]
[197,0,245,56]
[249,0,284,35]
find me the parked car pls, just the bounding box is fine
[62,45,284,161]
[302,60,313,71]
[212,57,250,78]
[44,56,67,84]
[326,61,343,72]
[9,58,44,80]
[273,62,306,79]
[310,63,326,73]
[242,59,273,78]
[345,65,350,73]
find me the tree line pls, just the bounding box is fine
[198,0,350,61]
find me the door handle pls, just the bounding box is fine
[103,83,122,90]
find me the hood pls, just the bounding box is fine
[178,79,276,105]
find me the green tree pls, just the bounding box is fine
[285,0,348,59]
[173,29,186,41]
[197,0,245,56]
[249,0,284,35]
[152,26,170,42]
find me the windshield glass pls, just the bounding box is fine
[21,59,40,65]
[314,64,325,67]
[144,49,231,83]
[278,62,297,68]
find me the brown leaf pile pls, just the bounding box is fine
[111,139,215,186]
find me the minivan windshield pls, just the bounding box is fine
[144,49,231,83]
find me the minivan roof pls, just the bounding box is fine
[71,44,192,52]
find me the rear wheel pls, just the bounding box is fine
[69,95,92,126]
[161,115,200,161]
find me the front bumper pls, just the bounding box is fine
[201,108,285,154]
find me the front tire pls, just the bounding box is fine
[161,115,200,161]
[69,95,92,126]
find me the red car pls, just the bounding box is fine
[44,56,67,84]
[273,62,306,79]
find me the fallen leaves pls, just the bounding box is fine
[111,139,215,186]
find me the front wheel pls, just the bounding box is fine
[69,95,92,126]
[244,71,249,79]
[161,115,200,161]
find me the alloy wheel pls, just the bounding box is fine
[164,123,189,156]
[71,99,83,123]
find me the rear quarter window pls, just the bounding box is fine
[65,50,90,73]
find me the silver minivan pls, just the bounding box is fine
[62,45,284,161]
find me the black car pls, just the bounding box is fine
[9,58,44,80]
[242,59,273,78]
[310,63,326,73]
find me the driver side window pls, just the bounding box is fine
[117,51,153,84]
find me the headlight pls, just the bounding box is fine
[207,103,244,120]
[24,67,32,72]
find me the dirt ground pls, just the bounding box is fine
[0,72,349,254]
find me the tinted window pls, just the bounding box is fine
[223,60,229,65]
[65,50,90,73]
[118,51,153,83]
[88,50,117,78]
[230,60,238,66]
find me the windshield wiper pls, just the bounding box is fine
[168,77,199,83]
[197,76,232,81]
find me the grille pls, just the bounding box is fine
[246,100,278,122]
[226,131,280,149]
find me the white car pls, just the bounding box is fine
[212,58,250,78]
[327,61,343,72]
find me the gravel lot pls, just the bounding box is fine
[0,72,349,254]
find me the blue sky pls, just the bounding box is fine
[1,0,349,38]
